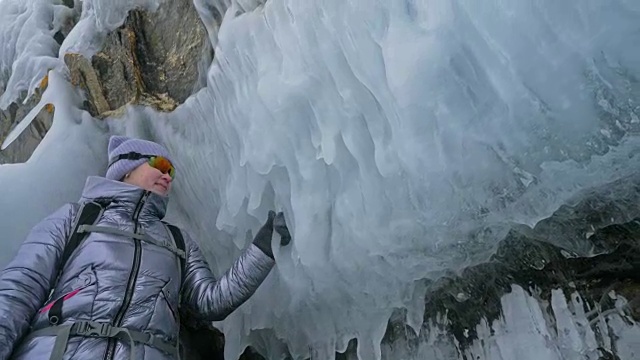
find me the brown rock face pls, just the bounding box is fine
[65,0,210,118]
[1,0,212,163]
[0,82,53,164]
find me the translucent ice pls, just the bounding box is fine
[382,286,640,360]
[0,0,61,109]
[0,70,109,266]
[151,1,640,358]
[1,0,640,359]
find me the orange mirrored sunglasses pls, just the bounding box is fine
[147,156,175,179]
[110,152,176,179]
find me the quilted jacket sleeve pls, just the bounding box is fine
[180,231,275,322]
[0,203,77,360]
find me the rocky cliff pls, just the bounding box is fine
[1,1,638,359]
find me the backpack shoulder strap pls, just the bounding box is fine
[160,222,187,355]
[163,222,186,278]
[59,201,106,271]
[47,200,106,325]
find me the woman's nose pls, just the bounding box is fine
[161,173,173,182]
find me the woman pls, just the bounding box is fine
[0,136,291,360]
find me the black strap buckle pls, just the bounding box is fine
[74,321,113,337]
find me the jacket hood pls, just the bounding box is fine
[80,176,168,220]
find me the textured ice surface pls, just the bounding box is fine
[155,2,640,358]
[382,285,640,360]
[0,70,109,266]
[0,0,62,108]
[1,0,640,359]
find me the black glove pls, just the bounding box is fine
[274,212,291,246]
[252,211,292,258]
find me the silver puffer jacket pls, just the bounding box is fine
[0,176,275,360]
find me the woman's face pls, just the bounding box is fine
[124,162,173,196]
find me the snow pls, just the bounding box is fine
[0,69,109,266]
[0,0,60,109]
[1,0,640,359]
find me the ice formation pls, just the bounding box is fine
[382,285,640,360]
[1,0,640,359]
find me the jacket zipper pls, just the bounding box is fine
[103,191,150,360]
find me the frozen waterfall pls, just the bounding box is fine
[1,0,640,359]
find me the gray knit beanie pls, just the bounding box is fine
[106,135,173,181]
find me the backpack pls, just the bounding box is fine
[47,200,186,325]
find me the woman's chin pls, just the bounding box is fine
[151,184,169,196]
